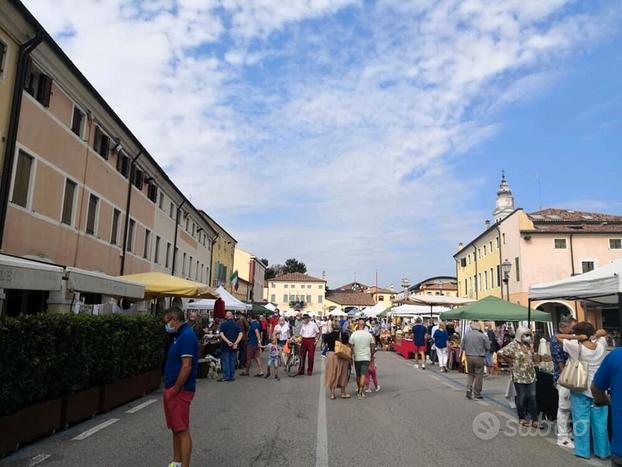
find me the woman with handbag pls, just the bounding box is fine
[324,321,351,400]
[557,322,610,460]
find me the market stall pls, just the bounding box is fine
[118,271,216,299]
[186,286,250,312]
[529,258,622,346]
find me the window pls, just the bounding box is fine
[502,233,506,244]
[271,282,275,288]
[284,284,288,288]
[25,64,52,107]
[283,294,287,302]
[610,239,622,250]
[182,253,187,275]
[86,194,99,235]
[515,257,520,281]
[127,219,135,252]
[196,261,199,280]
[192,223,195,236]
[271,294,276,303]
[291,284,295,288]
[158,192,164,210]
[61,179,77,225]
[189,256,193,277]
[143,229,151,259]
[185,217,189,231]
[154,236,160,263]
[318,285,323,289]
[496,237,500,248]
[147,183,157,203]
[483,245,487,256]
[169,202,174,219]
[71,106,85,137]
[133,167,144,190]
[318,296,323,304]
[460,258,466,267]
[464,279,467,295]
[306,295,311,304]
[0,41,7,75]
[93,126,110,159]
[490,268,494,288]
[11,150,34,208]
[582,261,594,274]
[484,271,488,290]
[165,242,171,268]
[468,255,471,265]
[554,238,567,249]
[478,248,481,259]
[111,209,120,245]
[489,241,493,252]
[116,153,130,178]
[379,295,385,301]
[496,265,501,287]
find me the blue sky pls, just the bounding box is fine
[25,0,622,288]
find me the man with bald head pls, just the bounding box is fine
[218,311,242,382]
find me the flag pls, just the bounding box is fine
[230,270,239,291]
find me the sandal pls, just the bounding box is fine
[531,421,542,429]
[330,394,336,400]
[519,420,530,427]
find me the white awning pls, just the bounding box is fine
[0,254,64,291]
[66,267,144,299]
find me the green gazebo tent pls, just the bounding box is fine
[439,296,551,322]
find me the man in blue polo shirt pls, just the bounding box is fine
[163,307,198,467]
[218,311,242,382]
[592,347,622,466]
[412,317,427,370]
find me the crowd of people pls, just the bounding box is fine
[162,306,622,467]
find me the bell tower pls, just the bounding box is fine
[493,171,514,222]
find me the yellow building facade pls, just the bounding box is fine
[201,212,236,292]
[266,272,326,314]
[0,20,19,177]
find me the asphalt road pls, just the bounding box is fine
[1,350,608,467]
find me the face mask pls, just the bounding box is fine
[521,336,532,344]
[165,323,177,334]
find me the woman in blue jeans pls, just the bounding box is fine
[558,322,610,460]
[497,327,540,427]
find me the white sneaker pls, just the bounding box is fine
[375,386,381,392]
[421,364,426,370]
[414,364,419,369]
[365,388,372,393]
[557,438,574,449]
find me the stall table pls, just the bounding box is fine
[392,338,415,359]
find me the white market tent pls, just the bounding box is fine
[362,302,387,317]
[390,304,449,317]
[528,258,622,326]
[407,295,476,307]
[186,286,250,311]
[264,303,277,312]
[327,309,347,317]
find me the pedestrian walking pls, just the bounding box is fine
[259,315,269,345]
[412,317,427,369]
[433,322,449,372]
[273,316,290,347]
[550,315,577,448]
[484,322,499,375]
[364,359,380,393]
[461,321,490,400]
[349,317,375,399]
[240,314,265,377]
[298,314,320,375]
[592,346,622,467]
[264,336,281,380]
[218,311,242,382]
[235,311,249,369]
[557,322,610,460]
[497,327,540,428]
[321,316,332,357]
[162,307,199,467]
[324,321,351,399]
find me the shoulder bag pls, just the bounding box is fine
[558,342,588,391]
[335,333,352,361]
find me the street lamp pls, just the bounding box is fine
[502,259,512,302]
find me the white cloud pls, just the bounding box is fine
[21,0,619,286]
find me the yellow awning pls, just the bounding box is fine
[117,272,216,299]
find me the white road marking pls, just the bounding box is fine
[126,398,157,414]
[72,418,120,441]
[28,454,51,466]
[315,359,328,467]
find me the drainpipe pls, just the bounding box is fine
[473,245,479,300]
[0,32,43,249]
[171,200,186,276]
[569,233,579,319]
[495,224,504,299]
[208,235,218,287]
[119,151,142,275]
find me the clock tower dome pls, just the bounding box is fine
[493,171,514,222]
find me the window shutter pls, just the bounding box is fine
[39,75,53,107]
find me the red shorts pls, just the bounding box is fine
[163,388,194,433]
[414,345,427,353]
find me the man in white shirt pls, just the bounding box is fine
[321,317,332,357]
[350,317,375,399]
[273,317,290,347]
[299,314,320,376]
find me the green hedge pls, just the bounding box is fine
[0,314,167,417]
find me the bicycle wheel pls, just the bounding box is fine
[287,355,301,377]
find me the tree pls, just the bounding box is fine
[265,263,285,280]
[260,258,269,267]
[284,258,307,274]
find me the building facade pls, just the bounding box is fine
[266,272,326,314]
[201,211,236,292]
[455,175,622,328]
[0,19,19,174]
[0,1,231,313]
[233,247,266,302]
[409,276,458,297]
[324,291,376,313]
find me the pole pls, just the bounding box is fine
[171,200,186,276]
[528,298,532,329]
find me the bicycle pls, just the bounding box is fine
[283,336,302,377]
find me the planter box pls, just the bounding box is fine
[0,398,62,457]
[100,373,149,412]
[61,387,100,429]
[145,368,162,391]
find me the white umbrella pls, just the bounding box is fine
[328,309,346,317]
